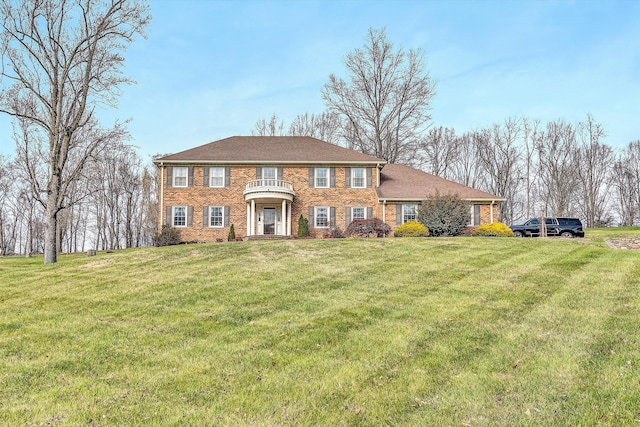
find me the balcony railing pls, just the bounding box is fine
[243,179,295,200]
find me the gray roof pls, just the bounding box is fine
[154,136,386,165]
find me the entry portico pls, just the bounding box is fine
[243,178,295,236]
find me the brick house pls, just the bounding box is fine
[153,136,504,241]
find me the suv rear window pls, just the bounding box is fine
[557,218,582,226]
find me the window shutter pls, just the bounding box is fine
[225,166,231,188]
[308,168,314,188]
[203,167,210,187]
[187,206,193,227]
[345,207,352,228]
[188,167,194,187]
[166,167,173,188]
[203,206,208,227]
[345,168,351,188]
[366,168,372,188]
[277,167,283,181]
[166,206,172,226]
[256,167,262,180]
[396,204,402,225]
[308,206,314,228]
[330,207,336,225]
[330,167,336,188]
[224,206,230,227]
[367,207,373,219]
[474,204,481,226]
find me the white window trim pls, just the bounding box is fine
[352,206,366,221]
[351,167,366,188]
[403,204,417,224]
[209,167,225,188]
[173,167,188,188]
[314,167,329,188]
[315,206,329,228]
[262,167,277,180]
[173,206,187,227]
[209,206,224,228]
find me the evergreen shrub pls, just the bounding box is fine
[297,215,310,238]
[227,224,236,241]
[473,222,514,237]
[394,221,429,237]
[418,192,471,236]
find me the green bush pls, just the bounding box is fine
[394,221,429,237]
[417,192,471,236]
[297,215,310,238]
[227,224,236,241]
[153,225,181,247]
[473,222,514,237]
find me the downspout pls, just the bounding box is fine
[159,162,164,230]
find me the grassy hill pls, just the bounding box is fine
[1,232,639,425]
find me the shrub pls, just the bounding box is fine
[227,224,236,241]
[473,222,514,237]
[345,218,392,238]
[394,221,429,237]
[418,192,471,237]
[153,225,181,247]
[297,214,310,238]
[323,223,344,238]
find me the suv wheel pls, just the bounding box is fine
[514,231,524,237]
[560,231,574,238]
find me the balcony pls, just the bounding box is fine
[243,179,295,202]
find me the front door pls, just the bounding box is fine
[263,208,276,235]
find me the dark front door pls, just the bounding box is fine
[263,208,276,235]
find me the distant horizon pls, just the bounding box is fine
[1,0,638,161]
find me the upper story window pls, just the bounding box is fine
[403,204,418,223]
[315,168,329,188]
[262,167,277,180]
[173,206,187,227]
[173,167,188,187]
[209,167,225,187]
[351,168,366,188]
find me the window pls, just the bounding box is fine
[173,206,187,227]
[315,206,329,228]
[351,168,366,188]
[209,167,225,187]
[209,206,224,227]
[262,167,277,180]
[403,204,417,223]
[315,168,329,188]
[352,207,366,221]
[173,167,188,187]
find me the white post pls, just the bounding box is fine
[250,200,256,236]
[281,200,287,235]
[246,203,251,236]
[287,202,292,236]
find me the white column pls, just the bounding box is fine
[250,200,256,236]
[287,201,292,236]
[246,203,251,236]
[281,200,287,235]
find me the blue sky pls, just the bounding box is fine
[1,0,639,160]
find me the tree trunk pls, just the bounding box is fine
[44,200,58,264]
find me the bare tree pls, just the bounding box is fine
[417,126,460,179]
[0,0,150,264]
[322,28,436,164]
[611,140,640,226]
[575,114,613,227]
[252,114,284,136]
[288,112,341,145]
[449,132,483,190]
[535,119,579,217]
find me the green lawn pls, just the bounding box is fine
[1,233,639,426]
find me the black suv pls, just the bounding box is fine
[509,217,584,238]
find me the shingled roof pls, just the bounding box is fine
[154,136,386,165]
[377,163,504,201]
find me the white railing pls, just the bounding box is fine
[244,179,294,193]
